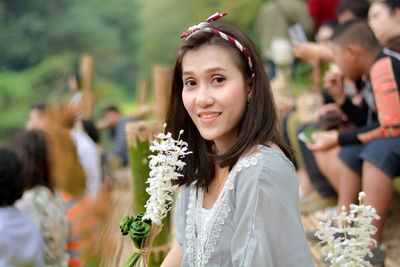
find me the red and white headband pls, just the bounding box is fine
[180,12,253,72]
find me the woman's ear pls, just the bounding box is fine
[247,74,254,101]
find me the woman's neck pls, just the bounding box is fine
[202,165,229,209]
[214,139,234,155]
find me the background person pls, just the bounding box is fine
[0,147,45,267]
[368,0,400,53]
[101,106,134,166]
[308,20,400,265]
[11,130,69,267]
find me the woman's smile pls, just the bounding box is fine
[198,111,221,124]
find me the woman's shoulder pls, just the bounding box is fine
[259,144,294,170]
[234,144,296,186]
[237,144,293,172]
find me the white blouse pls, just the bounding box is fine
[200,207,212,232]
[175,145,314,267]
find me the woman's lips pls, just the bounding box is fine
[198,112,221,124]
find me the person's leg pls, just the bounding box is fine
[359,138,400,246]
[337,145,364,210]
[362,161,393,245]
[297,168,314,196]
[337,160,361,210]
[313,147,341,192]
[297,124,336,198]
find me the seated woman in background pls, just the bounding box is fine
[0,147,45,267]
[11,130,69,267]
[369,0,400,53]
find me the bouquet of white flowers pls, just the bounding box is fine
[316,192,380,267]
[120,124,191,267]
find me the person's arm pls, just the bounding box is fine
[340,57,400,145]
[340,97,369,126]
[161,240,183,267]
[323,71,371,126]
[161,187,187,267]
[358,57,400,142]
[230,150,314,266]
[294,42,334,62]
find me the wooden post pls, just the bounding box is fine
[125,120,171,266]
[79,53,95,119]
[138,79,149,107]
[153,65,171,123]
[131,79,151,120]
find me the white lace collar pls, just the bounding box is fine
[185,147,261,266]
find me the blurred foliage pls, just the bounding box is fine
[0,0,138,142]
[292,61,314,95]
[133,0,265,79]
[0,0,268,142]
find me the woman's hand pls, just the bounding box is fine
[306,130,339,151]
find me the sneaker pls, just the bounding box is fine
[300,191,337,215]
[305,230,321,242]
[314,206,337,222]
[364,244,386,266]
[306,230,346,243]
[320,254,330,266]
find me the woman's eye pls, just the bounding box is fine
[212,76,226,84]
[184,79,197,87]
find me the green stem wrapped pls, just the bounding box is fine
[126,122,171,266]
[122,253,140,267]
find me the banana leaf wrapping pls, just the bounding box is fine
[120,214,163,267]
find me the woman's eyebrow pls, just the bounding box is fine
[182,67,227,76]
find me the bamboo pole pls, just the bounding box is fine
[79,53,95,119]
[153,65,171,123]
[125,120,171,266]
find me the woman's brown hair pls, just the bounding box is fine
[166,23,291,190]
[11,130,54,192]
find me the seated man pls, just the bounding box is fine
[0,148,45,266]
[308,19,400,265]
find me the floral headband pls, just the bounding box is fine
[180,12,253,72]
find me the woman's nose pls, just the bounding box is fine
[195,86,214,107]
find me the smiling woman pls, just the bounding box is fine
[181,44,250,151]
[161,13,314,267]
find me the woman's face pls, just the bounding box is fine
[181,44,250,151]
[369,2,400,45]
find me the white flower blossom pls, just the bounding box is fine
[143,126,192,225]
[316,192,380,267]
